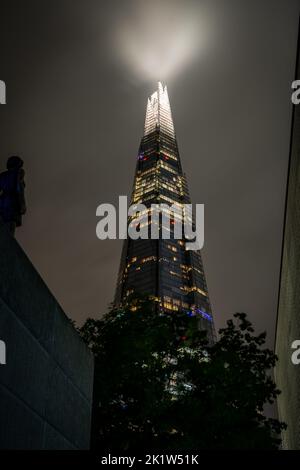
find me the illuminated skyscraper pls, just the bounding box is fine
[115,82,215,340]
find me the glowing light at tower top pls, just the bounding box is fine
[111,1,212,82]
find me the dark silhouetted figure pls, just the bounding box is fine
[0,156,26,235]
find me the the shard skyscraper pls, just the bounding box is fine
[115,82,215,340]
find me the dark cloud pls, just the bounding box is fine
[0,0,299,347]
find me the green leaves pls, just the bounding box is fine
[79,299,285,450]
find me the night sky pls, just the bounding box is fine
[0,0,299,347]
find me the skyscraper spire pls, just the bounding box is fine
[144,82,175,138]
[115,83,215,342]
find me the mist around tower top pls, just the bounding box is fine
[111,0,212,82]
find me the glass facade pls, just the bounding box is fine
[115,82,215,341]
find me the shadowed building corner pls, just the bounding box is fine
[0,220,94,449]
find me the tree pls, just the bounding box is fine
[79,296,285,450]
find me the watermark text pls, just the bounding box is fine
[0,80,6,104]
[96,196,204,251]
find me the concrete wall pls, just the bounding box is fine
[275,23,300,450]
[0,220,94,449]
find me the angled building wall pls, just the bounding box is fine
[275,21,300,450]
[0,220,94,449]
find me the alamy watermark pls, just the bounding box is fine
[0,340,6,365]
[0,80,6,104]
[96,196,204,251]
[291,340,300,365]
[291,80,300,105]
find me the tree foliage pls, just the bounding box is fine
[79,296,285,450]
